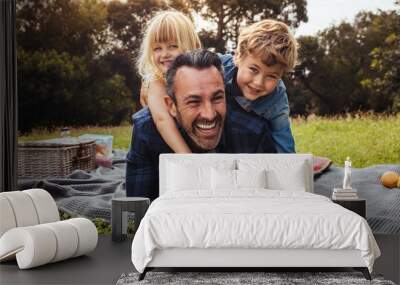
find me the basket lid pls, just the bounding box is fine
[19,137,95,148]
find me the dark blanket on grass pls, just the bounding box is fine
[17,150,128,221]
[314,164,400,234]
[18,152,400,234]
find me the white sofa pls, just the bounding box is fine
[131,154,380,280]
[0,189,98,269]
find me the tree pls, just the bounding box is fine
[360,9,400,112]
[192,0,307,52]
[17,0,108,56]
[287,36,326,115]
[17,0,134,132]
[365,34,400,112]
[299,22,370,114]
[198,29,220,50]
[106,0,171,108]
[106,0,166,53]
[106,0,193,54]
[17,47,133,132]
[291,8,400,115]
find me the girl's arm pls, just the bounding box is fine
[147,80,192,153]
[139,83,148,107]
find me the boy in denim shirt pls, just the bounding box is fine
[220,19,297,153]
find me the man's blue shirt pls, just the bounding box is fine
[126,95,276,200]
[219,53,295,153]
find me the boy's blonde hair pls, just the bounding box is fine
[236,19,298,72]
[137,10,201,82]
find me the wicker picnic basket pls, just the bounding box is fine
[18,137,96,178]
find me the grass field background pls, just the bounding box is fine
[20,114,400,168]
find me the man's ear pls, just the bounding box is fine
[164,95,177,118]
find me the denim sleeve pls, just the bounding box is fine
[266,85,295,153]
[125,125,158,200]
[271,124,296,153]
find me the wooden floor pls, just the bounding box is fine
[0,234,398,285]
[373,234,400,284]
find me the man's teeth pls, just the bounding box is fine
[196,121,216,129]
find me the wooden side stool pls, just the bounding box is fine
[111,197,150,242]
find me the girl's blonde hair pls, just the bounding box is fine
[137,10,201,82]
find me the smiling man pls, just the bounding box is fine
[126,50,276,200]
[164,52,226,151]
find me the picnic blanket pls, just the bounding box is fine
[314,164,400,234]
[17,152,400,234]
[17,150,128,221]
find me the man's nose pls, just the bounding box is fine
[200,101,216,120]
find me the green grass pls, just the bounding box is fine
[19,124,132,150]
[24,114,400,233]
[292,114,400,167]
[20,114,400,168]
[60,211,135,235]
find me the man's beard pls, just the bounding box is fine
[175,111,224,152]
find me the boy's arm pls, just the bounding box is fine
[147,80,191,153]
[270,124,296,153]
[265,83,296,153]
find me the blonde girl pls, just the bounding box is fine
[137,10,201,153]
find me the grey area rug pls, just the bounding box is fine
[116,272,395,285]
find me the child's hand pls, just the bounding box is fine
[140,83,149,107]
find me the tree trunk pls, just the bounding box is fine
[215,4,226,53]
[297,75,342,114]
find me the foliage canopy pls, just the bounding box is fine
[16,0,399,132]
